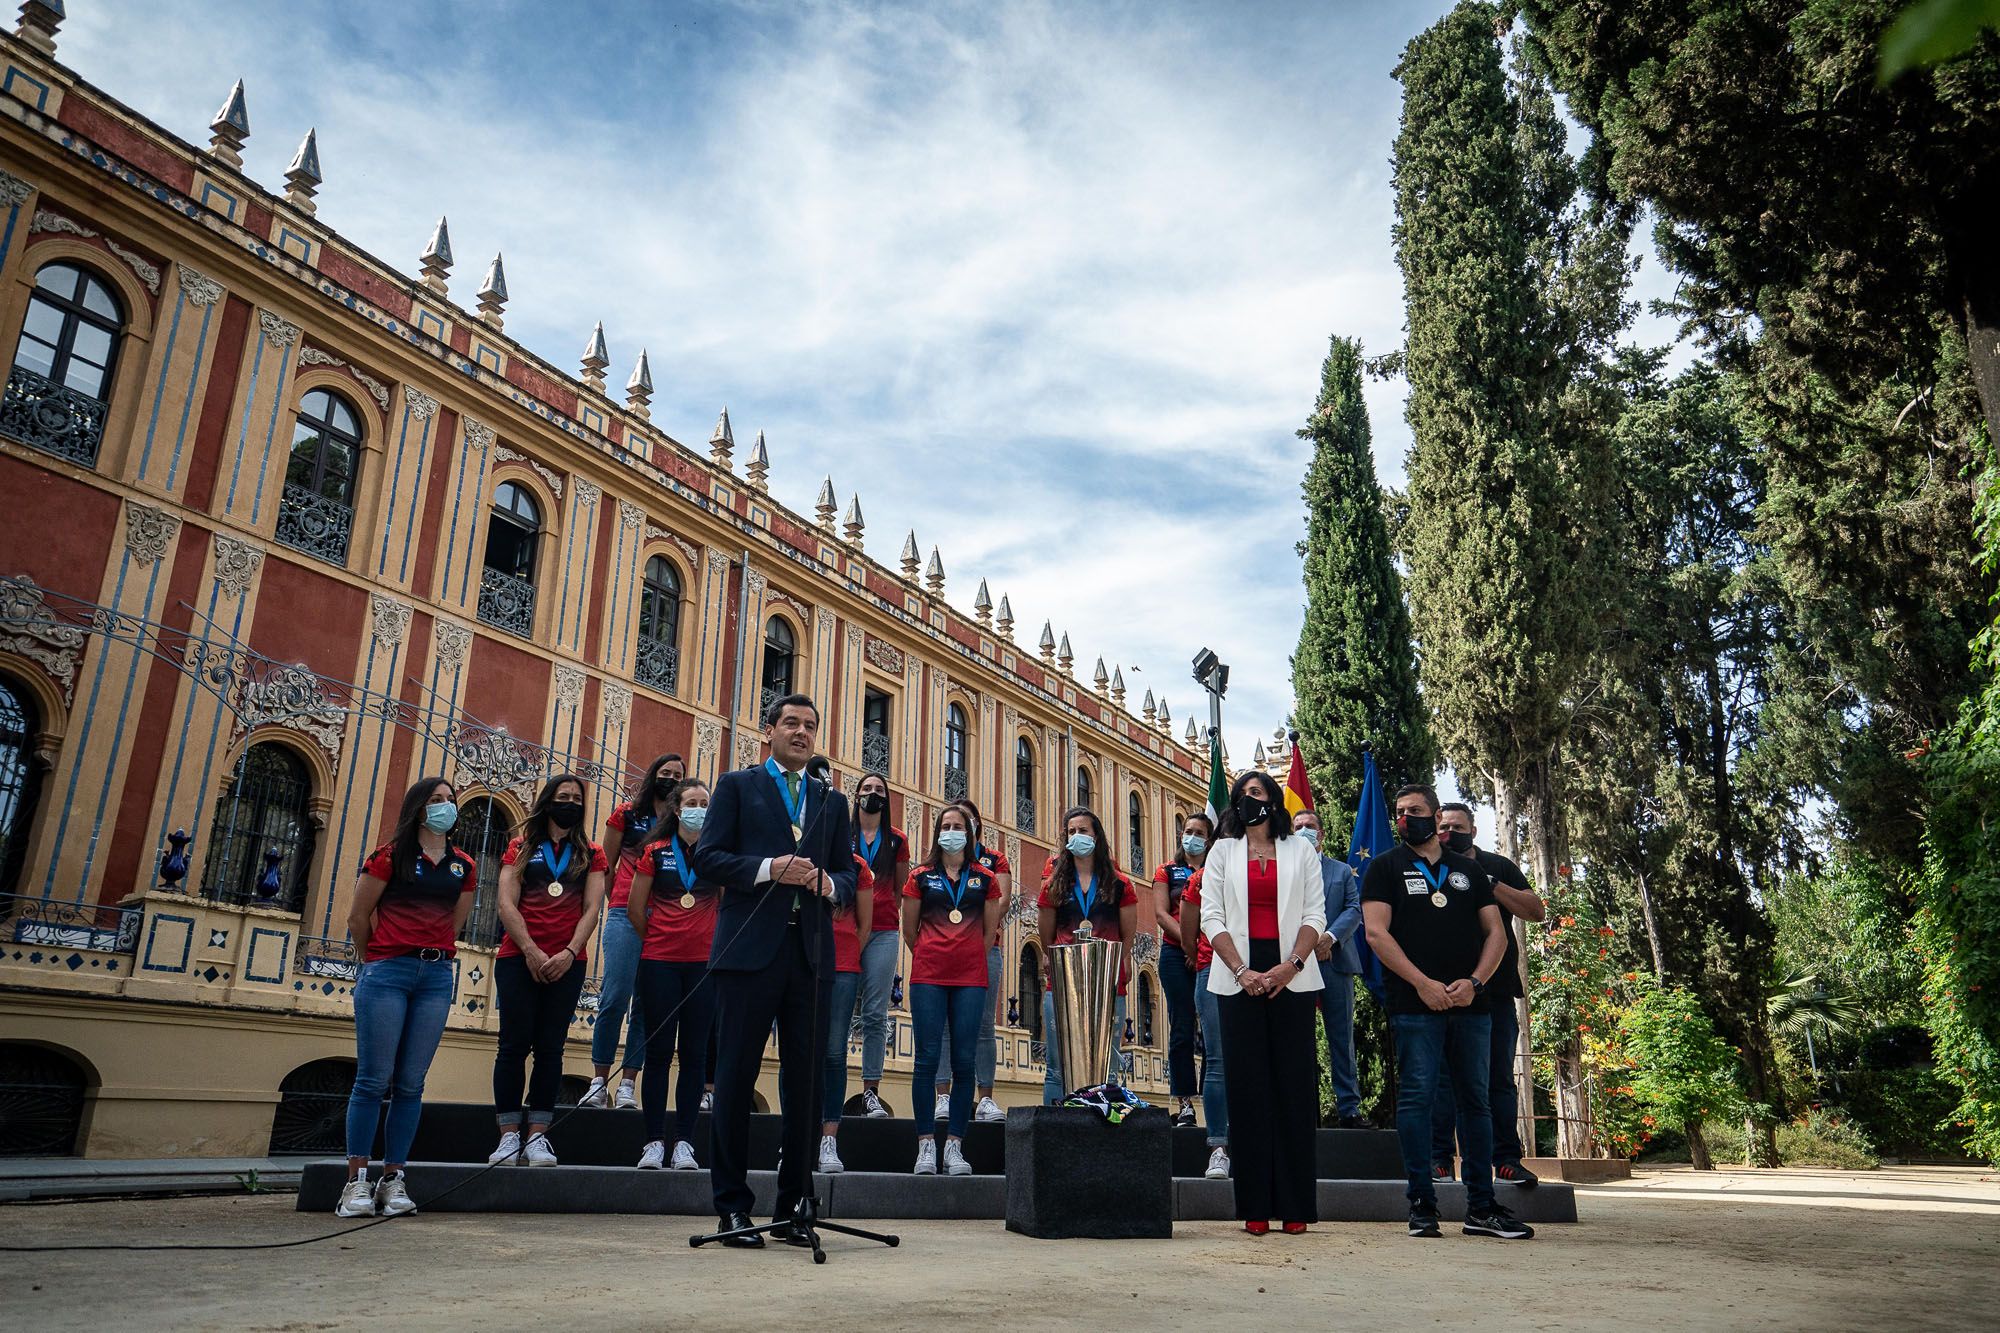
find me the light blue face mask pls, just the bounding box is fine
[1181,834,1207,857]
[423,800,458,833]
[1066,833,1096,858]
[679,806,708,833]
[937,829,969,855]
[1298,826,1321,849]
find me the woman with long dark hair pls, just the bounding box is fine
[849,771,907,1117]
[904,805,1002,1174]
[1153,811,1213,1128]
[489,774,608,1167]
[932,798,1011,1124]
[588,752,685,1108]
[1035,805,1139,1104]
[626,778,718,1171]
[1201,770,1326,1234]
[337,777,479,1217]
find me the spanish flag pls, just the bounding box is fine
[1283,730,1314,817]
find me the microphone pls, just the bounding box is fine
[804,755,832,790]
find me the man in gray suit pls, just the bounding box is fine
[1295,809,1368,1128]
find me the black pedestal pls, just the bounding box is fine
[1004,1105,1172,1239]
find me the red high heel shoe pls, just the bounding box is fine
[1282,1221,1309,1235]
[1244,1220,1271,1236]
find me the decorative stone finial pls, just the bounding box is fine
[924,547,945,596]
[974,579,992,626]
[625,349,653,419]
[476,253,508,328]
[1143,689,1156,723]
[1093,657,1110,697]
[997,594,1014,641]
[284,128,322,213]
[1058,633,1074,677]
[1253,738,1267,766]
[709,408,734,469]
[1158,696,1171,733]
[843,494,864,545]
[1112,666,1126,708]
[1039,621,1056,666]
[579,322,609,392]
[745,430,769,491]
[14,1,63,56]
[900,531,920,580]
[208,79,250,168]
[419,216,452,295]
[816,477,837,531]
[1185,717,1200,747]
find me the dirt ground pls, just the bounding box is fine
[1,1166,1994,1331]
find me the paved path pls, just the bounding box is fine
[1,1166,1993,1330]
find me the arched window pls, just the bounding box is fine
[5,261,125,466]
[1014,736,1036,833]
[451,795,511,947]
[275,387,363,566]
[0,1042,90,1156]
[634,555,681,694]
[861,687,891,776]
[478,480,540,637]
[943,702,969,801]
[1075,765,1092,810]
[270,1057,356,1155]
[0,675,43,895]
[1128,790,1145,869]
[202,741,316,912]
[759,616,795,723]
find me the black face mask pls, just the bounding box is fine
[548,801,586,831]
[653,778,678,800]
[859,793,887,815]
[1398,812,1437,846]
[1236,796,1273,828]
[1443,829,1475,855]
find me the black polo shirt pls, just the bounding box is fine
[1360,843,1495,1015]
[1473,847,1532,999]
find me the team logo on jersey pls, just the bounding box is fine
[1448,871,1470,891]
[450,862,466,878]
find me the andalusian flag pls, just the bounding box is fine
[1283,731,1315,817]
[1204,729,1228,823]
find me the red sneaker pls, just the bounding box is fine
[1244,1220,1270,1236]
[1282,1221,1308,1235]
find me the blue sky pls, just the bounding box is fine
[65,0,1676,798]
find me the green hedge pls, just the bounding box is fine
[1833,1067,1977,1161]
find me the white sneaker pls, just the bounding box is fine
[579,1077,609,1108]
[942,1139,972,1176]
[615,1079,638,1109]
[818,1134,845,1174]
[933,1092,951,1121]
[373,1170,416,1216]
[637,1140,666,1170]
[487,1130,522,1165]
[670,1141,700,1171]
[1205,1146,1230,1180]
[523,1133,559,1167]
[334,1174,376,1217]
[699,1090,714,1112]
[862,1089,891,1118]
[974,1096,1005,1122]
[913,1138,938,1175]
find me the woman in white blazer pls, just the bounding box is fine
[1200,769,1327,1233]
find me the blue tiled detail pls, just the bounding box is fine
[294,980,304,990]
[107,960,119,972]
[197,181,239,221]
[209,929,228,948]
[415,309,446,340]
[276,227,315,262]
[3,66,51,111]
[473,345,503,374]
[580,406,605,433]
[321,981,336,996]
[200,965,220,983]
[244,926,291,983]
[65,953,83,970]
[142,914,195,973]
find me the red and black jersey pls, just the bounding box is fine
[904,862,1000,987]
[1180,872,1214,972]
[973,843,1011,878]
[1038,868,1140,993]
[1152,860,1200,949]
[498,835,609,960]
[835,854,874,973]
[633,836,721,963]
[359,842,477,960]
[605,800,664,908]
[853,822,908,936]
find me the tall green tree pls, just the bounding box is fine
[1291,335,1434,826]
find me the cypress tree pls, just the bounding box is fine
[1291,335,1435,827]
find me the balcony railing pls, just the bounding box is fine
[0,892,141,953]
[477,566,536,638]
[861,729,891,776]
[0,365,108,467]
[273,482,354,566]
[633,635,679,694]
[1016,792,1036,833]
[294,934,360,983]
[943,766,969,802]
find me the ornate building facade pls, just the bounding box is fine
[0,10,1207,1157]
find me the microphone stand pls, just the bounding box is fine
[690,756,900,1264]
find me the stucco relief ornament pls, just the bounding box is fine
[708,550,729,576]
[258,310,300,349]
[176,263,224,307]
[735,734,761,769]
[403,385,439,422]
[0,168,34,209]
[573,479,601,511]
[29,209,92,239]
[0,575,86,705]
[123,501,180,565]
[211,534,263,598]
[554,664,586,709]
[694,718,721,766]
[601,682,633,728]
[369,595,412,647]
[434,619,473,670]
[745,570,768,599]
[298,346,389,409]
[619,499,645,530]
[463,418,495,451]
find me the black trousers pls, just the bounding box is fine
[493,954,587,1121]
[710,920,832,1219]
[1218,939,1320,1223]
[637,958,717,1144]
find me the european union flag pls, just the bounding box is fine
[1346,747,1392,1005]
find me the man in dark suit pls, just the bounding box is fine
[693,693,855,1246]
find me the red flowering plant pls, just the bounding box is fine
[1525,879,1647,1156]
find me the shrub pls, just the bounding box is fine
[1836,1066,1975,1161]
[1618,986,1748,1168]
[1774,1107,1880,1170]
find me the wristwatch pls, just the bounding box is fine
[1470,976,1487,994]
[1289,953,1306,972]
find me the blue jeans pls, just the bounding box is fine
[1317,971,1362,1117]
[938,944,1003,1093]
[857,930,898,1083]
[1040,989,1126,1105]
[1432,996,1524,1164]
[911,982,986,1137]
[1392,1010,1495,1212]
[345,955,456,1163]
[1159,944,1198,1097]
[825,967,863,1122]
[590,907,646,1071]
[1195,966,1228,1147]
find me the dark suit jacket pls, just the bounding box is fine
[693,763,855,975]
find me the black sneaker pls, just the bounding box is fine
[1463,1203,1534,1240]
[1431,1160,1454,1181]
[1336,1114,1371,1130]
[1407,1202,1442,1238]
[1494,1160,1540,1188]
[1173,1103,1197,1128]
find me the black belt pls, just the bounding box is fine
[391,946,451,961]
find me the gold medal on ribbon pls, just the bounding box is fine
[548,883,565,898]
[791,823,805,842]
[948,908,964,924]
[1430,890,1446,908]
[679,892,696,909]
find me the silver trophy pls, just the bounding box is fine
[1048,919,1123,1099]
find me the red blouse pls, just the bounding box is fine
[1247,856,1280,941]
